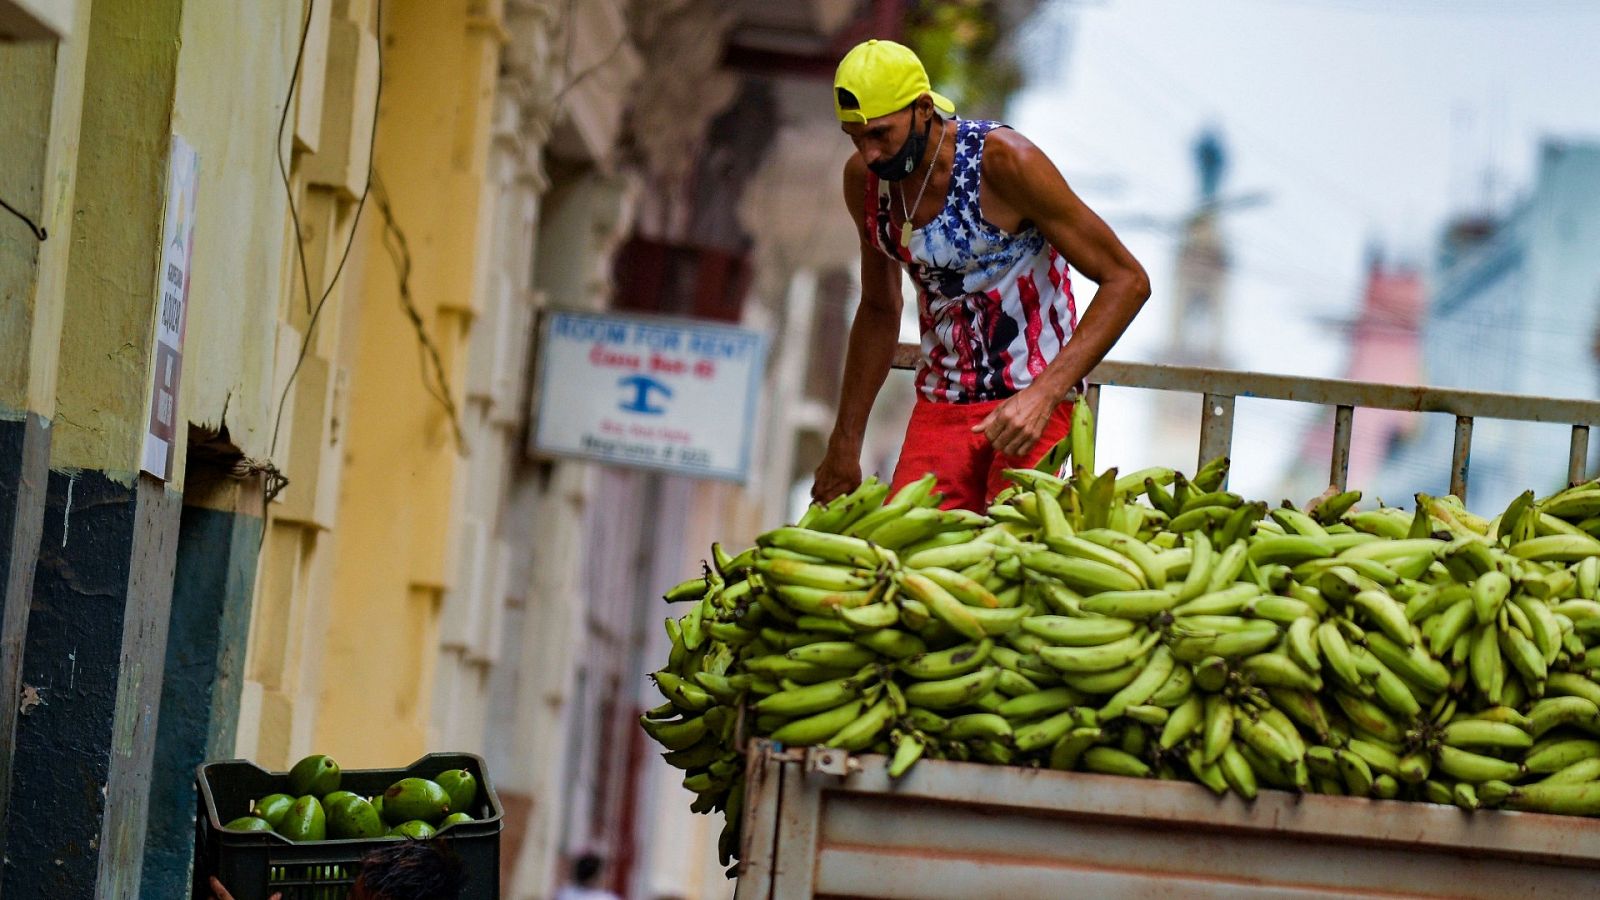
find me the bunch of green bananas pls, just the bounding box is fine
[644,402,1600,875]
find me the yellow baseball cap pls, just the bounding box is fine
[833,39,956,124]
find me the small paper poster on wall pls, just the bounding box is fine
[141,134,198,482]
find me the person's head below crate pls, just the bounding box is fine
[574,853,602,887]
[553,852,622,900]
[352,839,467,900]
[209,838,465,900]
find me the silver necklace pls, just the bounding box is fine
[898,119,948,249]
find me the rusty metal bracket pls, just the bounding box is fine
[1451,416,1474,501]
[1570,425,1591,486]
[1330,404,1354,491]
[805,746,861,777]
[1198,393,1235,475]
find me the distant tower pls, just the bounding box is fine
[1150,128,1236,471]
[1166,127,1232,368]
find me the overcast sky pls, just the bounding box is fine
[1008,0,1600,500]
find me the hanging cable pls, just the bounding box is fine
[369,169,468,453]
[276,0,316,319]
[0,196,47,241]
[267,0,385,461]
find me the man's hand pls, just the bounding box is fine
[972,384,1061,458]
[811,446,863,506]
[210,876,281,900]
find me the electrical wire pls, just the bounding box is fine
[1237,0,1600,16]
[1041,8,1600,349]
[548,0,630,114]
[1091,20,1386,227]
[276,0,316,320]
[550,30,630,111]
[1031,48,1375,285]
[368,169,468,453]
[268,0,385,462]
[1128,219,1600,344]
[0,196,47,241]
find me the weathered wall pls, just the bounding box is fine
[3,0,190,894]
[0,36,73,417]
[0,0,92,857]
[234,0,382,771]
[47,0,183,481]
[131,3,303,891]
[167,0,298,462]
[314,0,504,765]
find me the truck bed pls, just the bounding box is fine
[734,740,1600,899]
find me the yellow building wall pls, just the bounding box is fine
[235,0,384,770]
[4,0,296,477]
[0,0,89,418]
[167,0,299,467]
[314,0,504,765]
[46,0,184,478]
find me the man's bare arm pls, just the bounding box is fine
[973,130,1151,456]
[812,156,904,504]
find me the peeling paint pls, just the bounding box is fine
[19,684,45,714]
[113,661,143,756]
[60,470,75,545]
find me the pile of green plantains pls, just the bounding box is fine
[642,405,1600,871]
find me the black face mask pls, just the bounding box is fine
[869,110,933,182]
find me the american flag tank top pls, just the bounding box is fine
[865,118,1079,403]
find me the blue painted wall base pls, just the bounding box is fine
[2,470,179,898]
[141,490,261,899]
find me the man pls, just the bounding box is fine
[208,837,466,900]
[811,39,1150,511]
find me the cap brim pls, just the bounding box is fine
[929,90,956,116]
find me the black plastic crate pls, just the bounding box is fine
[192,751,502,900]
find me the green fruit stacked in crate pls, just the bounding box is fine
[222,755,480,842]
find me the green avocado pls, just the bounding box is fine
[435,769,477,815]
[287,754,341,797]
[382,778,451,825]
[437,812,472,831]
[387,819,435,839]
[321,790,359,811]
[277,795,327,842]
[328,797,386,839]
[251,793,295,828]
[369,794,384,821]
[223,815,274,832]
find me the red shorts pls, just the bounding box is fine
[889,397,1074,512]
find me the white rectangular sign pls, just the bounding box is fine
[533,311,768,482]
[141,133,198,481]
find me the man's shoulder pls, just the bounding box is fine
[979,126,1047,195]
[980,126,1041,171]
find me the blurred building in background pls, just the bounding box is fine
[1371,139,1600,512]
[1280,250,1426,505]
[0,1,1044,898]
